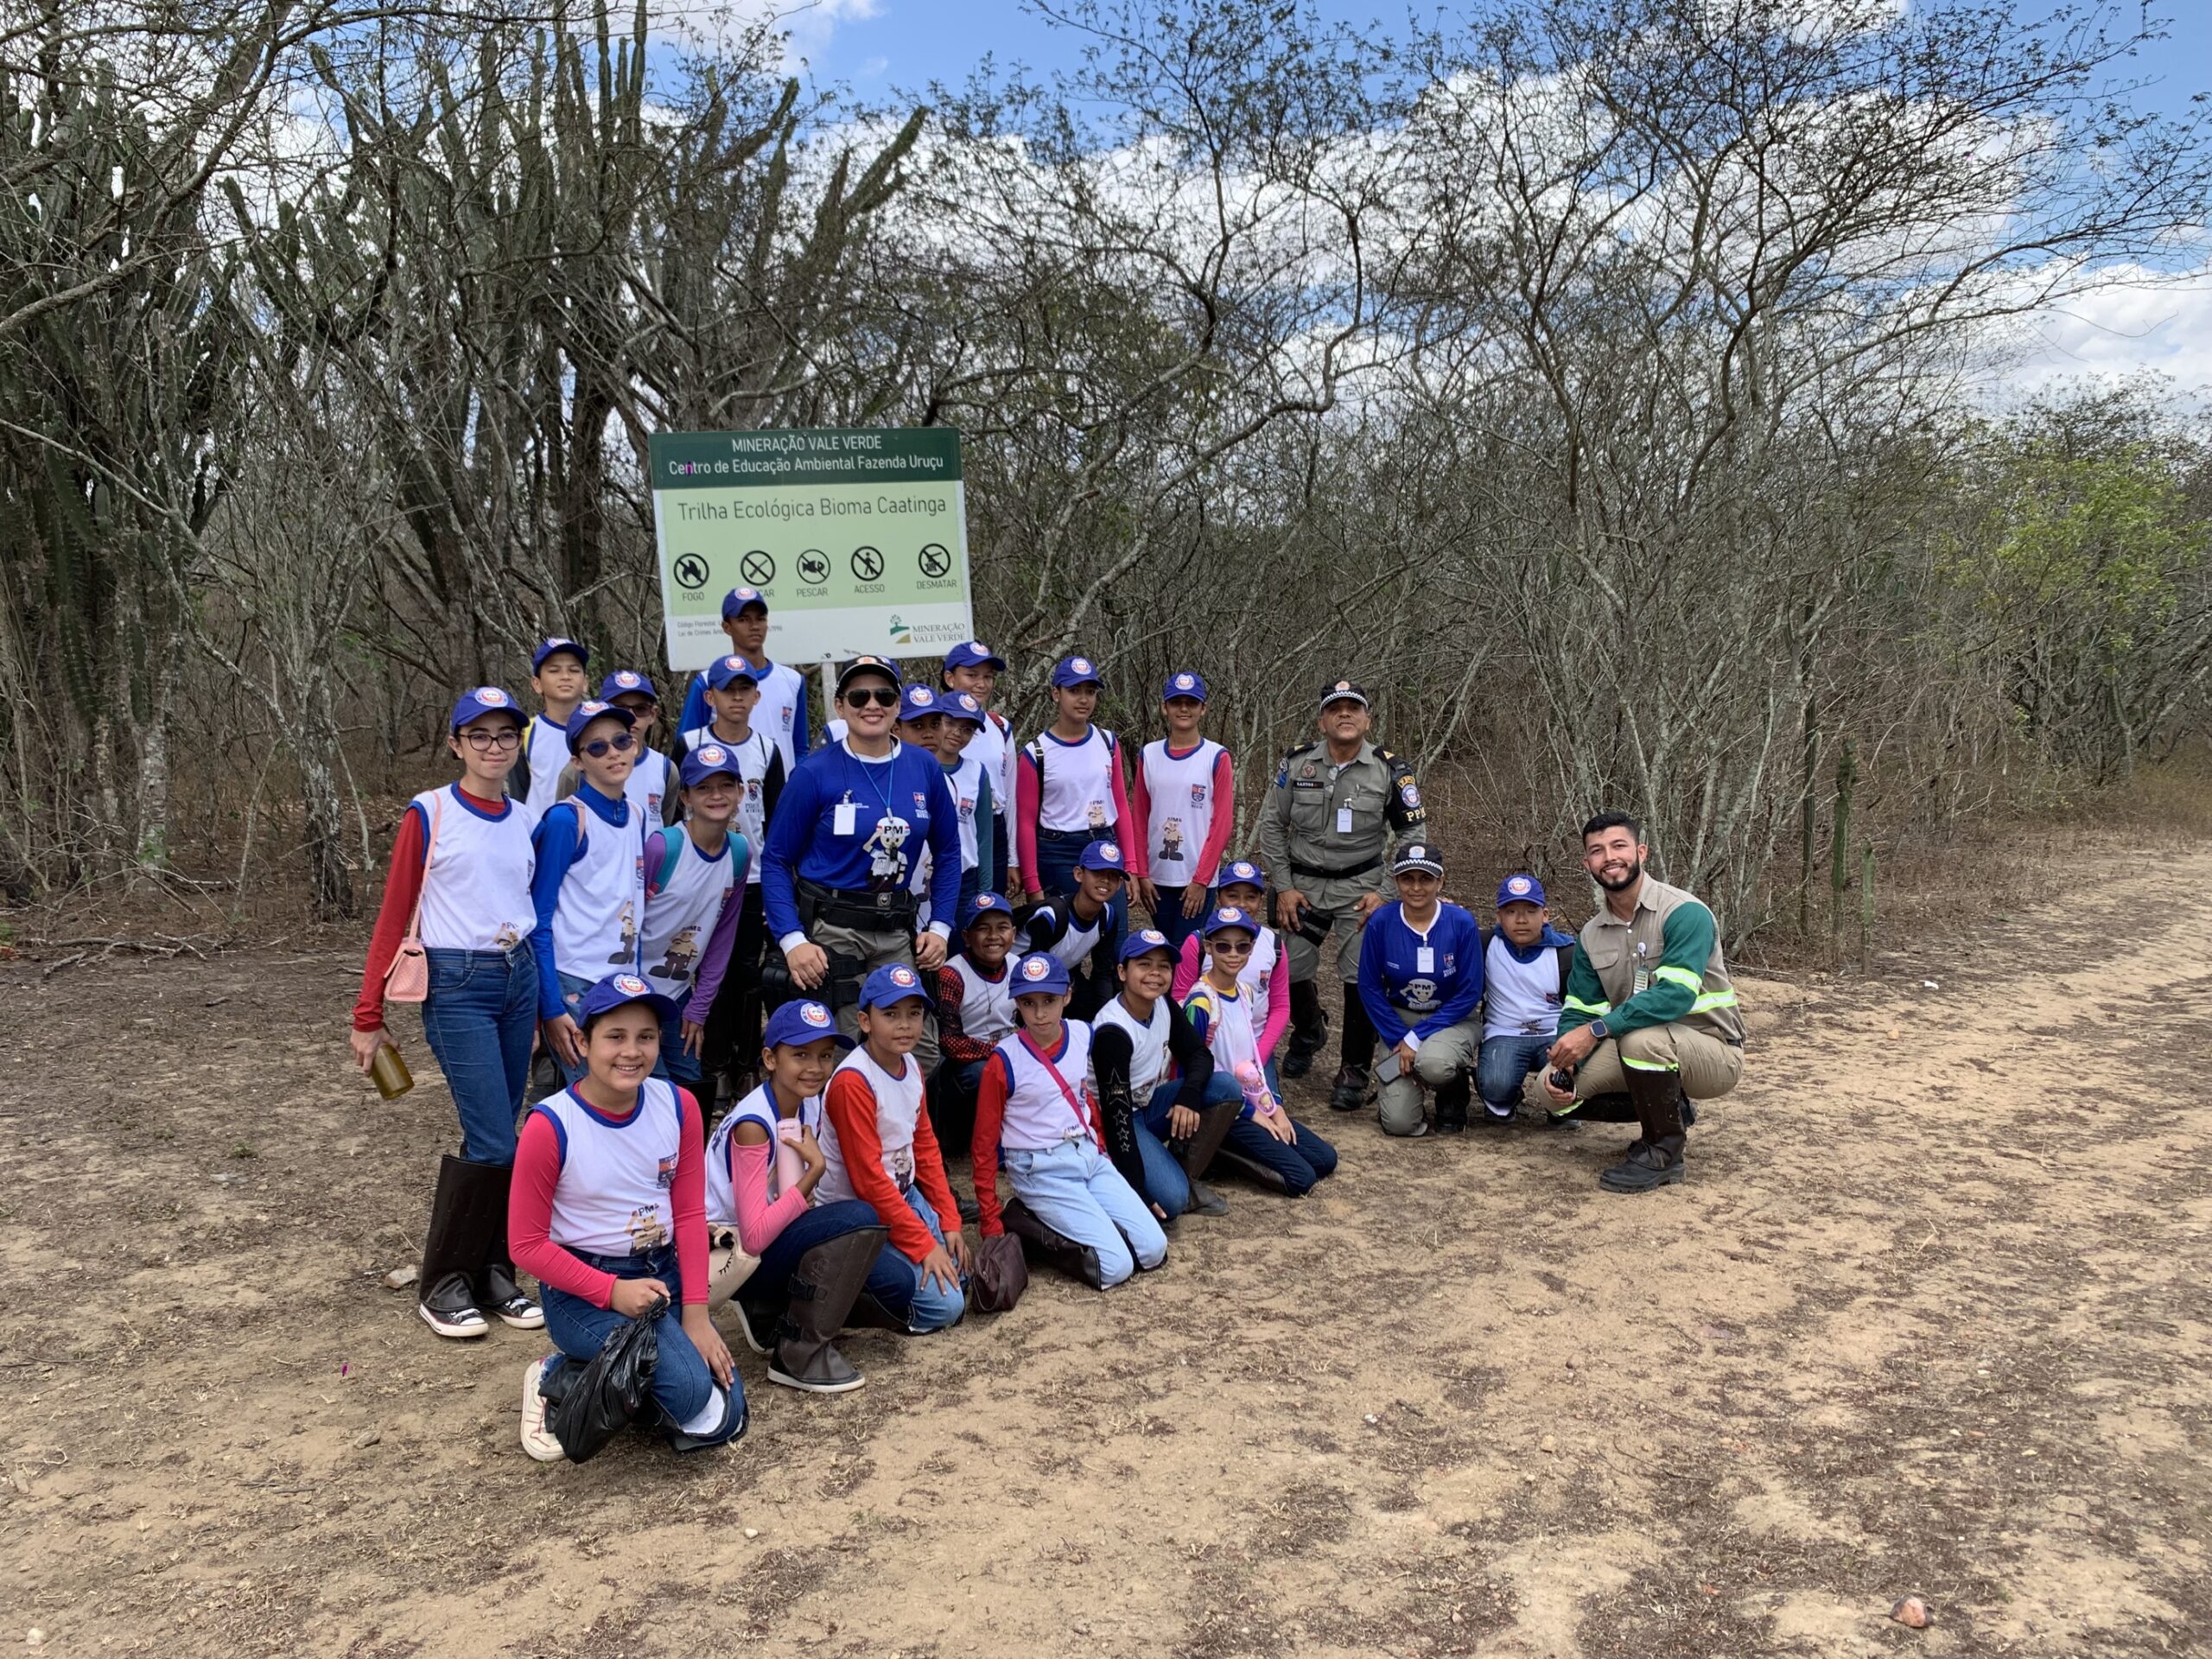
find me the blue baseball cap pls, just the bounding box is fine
[1496,873,1547,908]
[857,963,930,1010]
[598,669,657,703]
[564,699,637,751]
[1201,905,1259,938]
[721,587,769,619]
[1119,926,1176,963]
[574,971,677,1029]
[532,636,588,672]
[1162,670,1208,702]
[1010,951,1071,996]
[1052,652,1103,689]
[1077,841,1126,874]
[1216,858,1265,891]
[944,640,1006,672]
[958,892,1014,931]
[760,998,853,1051]
[448,685,523,732]
[1392,842,1444,877]
[706,654,759,691]
[940,690,986,726]
[898,683,944,721]
[679,741,742,787]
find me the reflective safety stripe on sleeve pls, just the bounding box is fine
[1690,988,1738,1014]
[1654,964,1701,992]
[1564,995,1611,1015]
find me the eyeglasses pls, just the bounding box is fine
[460,728,521,751]
[580,733,638,758]
[845,687,899,709]
[1210,937,1255,955]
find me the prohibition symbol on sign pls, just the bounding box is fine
[740,550,775,585]
[798,549,830,586]
[850,545,885,582]
[917,543,952,578]
[673,554,710,592]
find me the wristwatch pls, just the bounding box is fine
[1586,1018,1611,1043]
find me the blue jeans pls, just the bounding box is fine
[1129,1079,1194,1219]
[653,1008,702,1089]
[1224,1094,1338,1198]
[538,1245,745,1451]
[743,1198,882,1302]
[420,945,538,1165]
[862,1186,966,1332]
[1478,1032,1554,1116]
[1149,886,1205,954]
[1004,1137,1168,1289]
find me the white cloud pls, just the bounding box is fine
[1984,258,2212,407]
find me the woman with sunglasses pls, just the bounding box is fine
[528,700,650,1085]
[350,687,547,1340]
[1184,906,1339,1198]
[760,657,963,1041]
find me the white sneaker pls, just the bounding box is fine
[519,1358,564,1462]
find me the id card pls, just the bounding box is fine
[1633,966,1650,995]
[1416,946,1434,973]
[1337,806,1354,834]
[833,802,858,836]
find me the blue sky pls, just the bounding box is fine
[783,1,2209,126]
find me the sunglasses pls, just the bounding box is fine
[844,687,899,709]
[1210,936,1255,955]
[459,728,522,751]
[580,733,638,758]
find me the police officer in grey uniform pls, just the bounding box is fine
[1256,678,1426,1111]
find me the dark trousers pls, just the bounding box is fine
[701,884,767,1100]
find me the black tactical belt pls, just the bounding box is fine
[798,877,918,932]
[1290,855,1382,880]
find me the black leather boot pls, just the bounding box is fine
[1002,1197,1103,1289]
[1434,1076,1471,1134]
[418,1155,502,1338]
[1176,1096,1241,1216]
[1281,979,1328,1078]
[771,1225,887,1393]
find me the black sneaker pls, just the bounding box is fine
[956,1189,982,1225]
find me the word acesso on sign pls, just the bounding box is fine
[672,495,949,523]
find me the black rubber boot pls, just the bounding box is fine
[1281,979,1328,1079]
[418,1155,502,1339]
[1434,1076,1471,1134]
[771,1224,887,1394]
[847,1291,912,1333]
[1176,1097,1240,1216]
[474,1166,544,1331]
[1211,1143,1289,1193]
[1564,1090,1637,1122]
[1602,1069,1689,1192]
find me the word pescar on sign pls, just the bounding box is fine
[647,428,974,671]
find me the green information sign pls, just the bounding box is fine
[647,428,973,671]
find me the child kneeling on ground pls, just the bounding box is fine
[972,951,1168,1288]
[512,974,744,1462]
[1185,906,1339,1196]
[703,999,888,1394]
[818,965,972,1332]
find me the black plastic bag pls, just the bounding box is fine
[547,1296,663,1463]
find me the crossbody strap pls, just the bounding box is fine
[1019,1030,1093,1137]
[404,792,444,939]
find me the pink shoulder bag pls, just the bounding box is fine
[383,793,443,1004]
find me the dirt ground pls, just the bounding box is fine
[3,842,2209,1659]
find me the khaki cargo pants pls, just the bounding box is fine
[1570,1022,1743,1103]
[1281,871,1382,985]
[810,917,940,1075]
[1376,1015,1481,1137]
